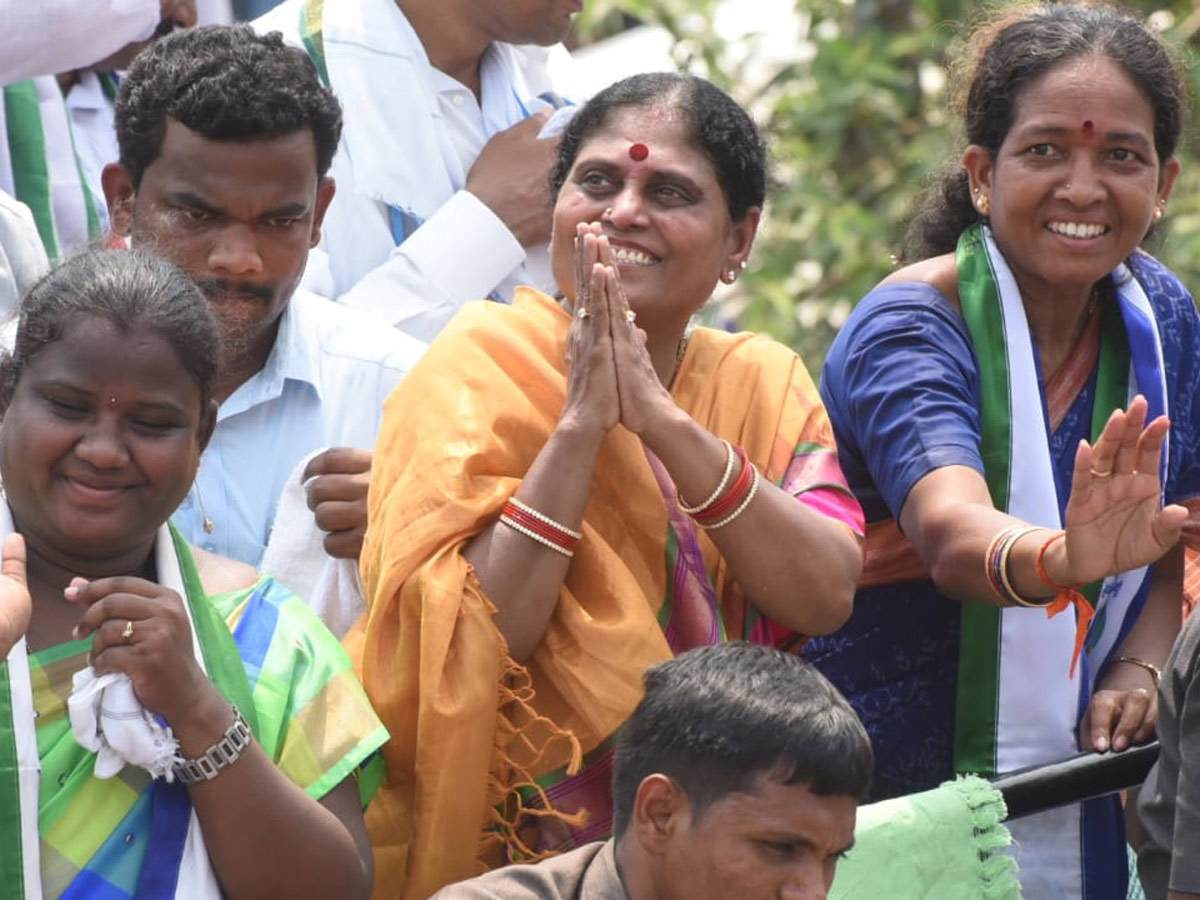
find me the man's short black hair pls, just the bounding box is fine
[612,642,873,837]
[114,24,343,186]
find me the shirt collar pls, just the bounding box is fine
[218,297,322,419]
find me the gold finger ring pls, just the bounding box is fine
[122,620,134,643]
[1090,467,1112,479]
[625,309,637,324]
[576,306,590,320]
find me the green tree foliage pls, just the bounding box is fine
[575,0,1200,372]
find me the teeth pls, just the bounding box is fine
[1048,221,1107,238]
[610,246,657,265]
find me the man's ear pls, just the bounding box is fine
[101,162,137,237]
[310,176,336,249]
[631,774,690,857]
[197,398,218,454]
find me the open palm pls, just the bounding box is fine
[1062,397,1186,585]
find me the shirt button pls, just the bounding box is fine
[452,94,465,107]
[124,833,134,845]
[57,773,68,787]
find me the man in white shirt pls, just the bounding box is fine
[255,0,579,342]
[101,25,424,629]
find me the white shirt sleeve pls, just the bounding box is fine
[0,190,50,320]
[332,190,526,343]
[0,0,160,82]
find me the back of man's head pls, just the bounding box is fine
[114,25,342,188]
[611,642,872,838]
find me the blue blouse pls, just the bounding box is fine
[807,252,1200,801]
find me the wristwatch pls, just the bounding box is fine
[173,704,253,786]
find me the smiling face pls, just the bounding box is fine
[644,774,856,900]
[103,119,334,383]
[550,103,759,339]
[964,54,1180,305]
[0,317,210,572]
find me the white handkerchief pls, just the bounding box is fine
[67,667,180,780]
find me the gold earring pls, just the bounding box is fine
[977,194,990,215]
[1153,202,1165,222]
[722,268,738,284]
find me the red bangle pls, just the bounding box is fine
[693,446,753,525]
[499,499,580,557]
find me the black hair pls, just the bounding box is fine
[114,24,343,187]
[550,72,766,221]
[611,642,873,837]
[906,3,1185,260]
[2,249,222,409]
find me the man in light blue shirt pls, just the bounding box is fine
[101,26,423,629]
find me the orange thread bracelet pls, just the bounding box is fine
[1034,531,1094,680]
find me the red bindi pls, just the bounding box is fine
[1081,120,1095,140]
[629,143,649,162]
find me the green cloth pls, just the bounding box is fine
[831,776,1021,900]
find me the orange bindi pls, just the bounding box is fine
[629,143,649,162]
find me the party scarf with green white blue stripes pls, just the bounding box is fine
[955,223,1167,898]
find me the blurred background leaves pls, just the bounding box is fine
[573,0,1200,372]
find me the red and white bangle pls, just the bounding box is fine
[691,446,751,523]
[499,498,581,557]
[678,439,736,515]
[702,464,760,530]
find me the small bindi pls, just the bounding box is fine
[1081,120,1095,141]
[629,143,649,162]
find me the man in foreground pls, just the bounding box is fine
[434,642,873,900]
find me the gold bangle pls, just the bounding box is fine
[1111,655,1162,689]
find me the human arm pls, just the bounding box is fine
[596,251,860,635]
[1080,543,1180,752]
[461,230,619,662]
[897,396,1185,606]
[0,534,30,660]
[70,577,372,899]
[0,0,163,82]
[321,116,558,341]
[303,447,372,561]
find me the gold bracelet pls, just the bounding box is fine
[1111,655,1162,689]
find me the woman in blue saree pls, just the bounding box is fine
[806,5,1200,898]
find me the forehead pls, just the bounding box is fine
[24,317,195,396]
[1009,55,1157,142]
[574,105,718,182]
[139,119,320,208]
[699,777,857,849]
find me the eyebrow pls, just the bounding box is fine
[166,191,310,220]
[36,378,191,414]
[167,190,223,215]
[1015,123,1152,148]
[573,157,707,197]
